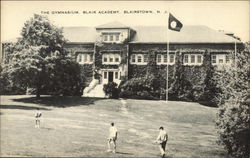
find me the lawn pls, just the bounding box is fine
[0,95,229,157]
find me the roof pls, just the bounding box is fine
[95,21,129,29]
[130,25,241,44]
[63,27,96,43]
[61,25,241,44]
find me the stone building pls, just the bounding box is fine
[62,21,243,97]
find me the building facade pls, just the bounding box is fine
[62,21,243,97]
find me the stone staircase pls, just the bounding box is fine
[82,79,106,98]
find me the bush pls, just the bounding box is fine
[119,89,134,98]
[103,82,119,99]
[215,51,250,158]
[216,102,250,158]
[119,75,160,100]
[0,65,26,95]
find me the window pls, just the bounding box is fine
[137,55,142,63]
[103,54,120,64]
[83,54,87,62]
[90,55,93,62]
[157,54,162,63]
[197,55,202,63]
[130,54,148,64]
[212,54,231,65]
[163,54,168,63]
[104,35,108,41]
[104,72,107,79]
[183,54,203,65]
[212,55,216,64]
[76,53,93,64]
[226,55,230,63]
[156,54,175,64]
[104,56,108,62]
[77,54,82,62]
[115,72,118,79]
[184,54,189,63]
[115,35,119,41]
[143,54,148,62]
[131,54,136,63]
[115,56,119,62]
[170,54,175,63]
[110,35,113,41]
[102,33,121,42]
[191,55,195,63]
[109,56,113,62]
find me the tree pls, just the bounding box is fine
[44,55,85,96]
[215,51,250,158]
[3,14,84,97]
[103,82,119,98]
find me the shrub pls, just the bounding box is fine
[103,82,119,99]
[216,102,250,158]
[0,65,26,95]
[215,51,250,158]
[119,75,160,100]
[119,89,134,98]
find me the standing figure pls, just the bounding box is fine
[35,108,42,128]
[107,122,118,153]
[155,126,168,158]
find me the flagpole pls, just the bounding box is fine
[234,38,237,67]
[166,11,170,102]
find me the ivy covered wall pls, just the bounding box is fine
[126,43,238,101]
[64,43,94,86]
[95,43,129,79]
[63,42,243,101]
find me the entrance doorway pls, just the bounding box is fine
[108,72,113,82]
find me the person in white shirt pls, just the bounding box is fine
[35,108,42,128]
[155,126,168,158]
[107,122,118,153]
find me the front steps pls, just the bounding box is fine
[82,80,106,98]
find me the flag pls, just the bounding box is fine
[168,13,183,32]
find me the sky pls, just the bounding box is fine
[1,1,249,42]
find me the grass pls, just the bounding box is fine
[0,95,229,157]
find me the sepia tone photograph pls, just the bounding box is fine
[0,1,249,158]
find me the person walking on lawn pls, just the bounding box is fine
[107,122,118,153]
[155,126,168,158]
[35,108,42,128]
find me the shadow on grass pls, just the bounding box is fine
[12,96,106,108]
[197,101,218,108]
[115,151,133,155]
[0,105,50,110]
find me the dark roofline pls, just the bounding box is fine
[95,27,130,30]
[66,42,95,44]
[128,42,242,44]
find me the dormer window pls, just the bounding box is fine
[102,33,120,42]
